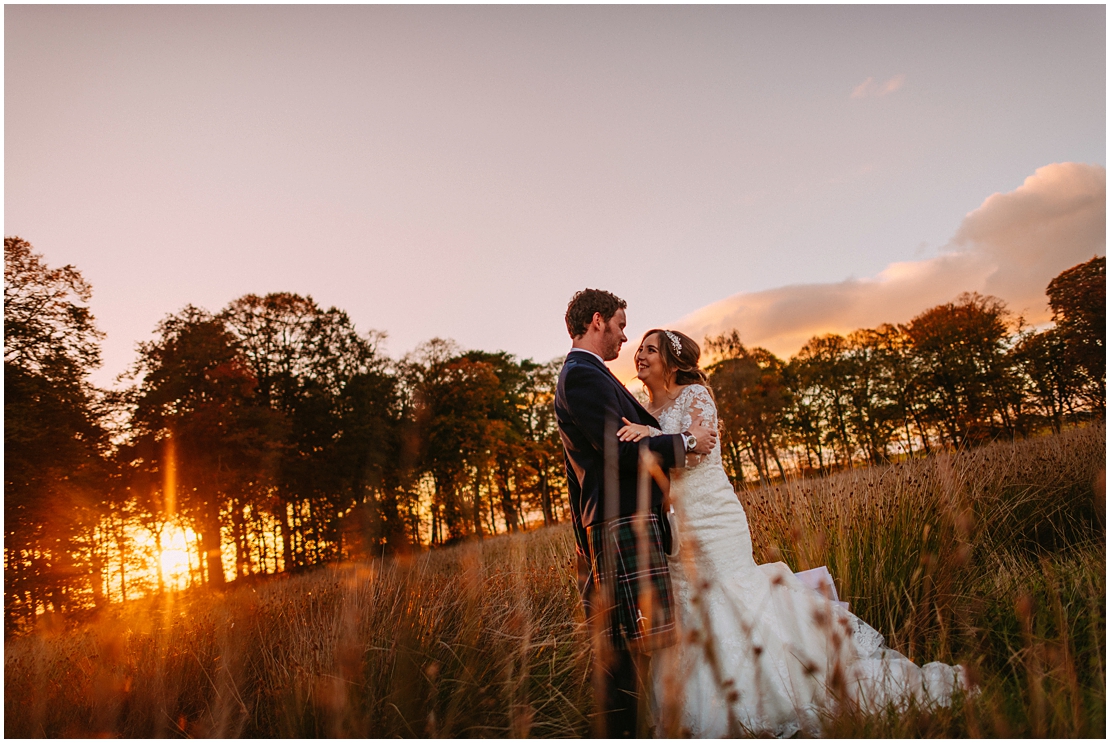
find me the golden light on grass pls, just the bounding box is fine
[5,425,1104,737]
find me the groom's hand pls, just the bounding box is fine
[687,421,717,455]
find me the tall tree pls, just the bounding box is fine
[705,332,790,484]
[220,293,384,568]
[904,293,1017,447]
[842,328,902,464]
[1011,328,1080,434]
[518,358,566,526]
[126,307,281,587]
[5,237,110,632]
[406,342,503,543]
[1046,256,1105,411]
[781,359,828,473]
[866,324,933,457]
[332,367,407,556]
[462,351,520,535]
[792,334,855,467]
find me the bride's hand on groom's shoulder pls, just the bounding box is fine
[617,417,655,442]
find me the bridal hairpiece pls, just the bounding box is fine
[663,330,683,356]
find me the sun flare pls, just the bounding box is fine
[156,528,196,589]
[159,548,191,581]
[126,525,197,591]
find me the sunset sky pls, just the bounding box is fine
[5,5,1105,389]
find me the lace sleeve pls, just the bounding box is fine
[686,384,718,429]
[676,384,718,467]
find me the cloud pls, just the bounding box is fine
[611,162,1105,380]
[881,73,906,95]
[850,77,875,99]
[851,74,906,99]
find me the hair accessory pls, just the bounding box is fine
[663,330,682,356]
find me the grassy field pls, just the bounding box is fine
[6,424,1104,737]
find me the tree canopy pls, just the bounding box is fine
[5,237,111,631]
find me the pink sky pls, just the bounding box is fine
[5,6,1104,389]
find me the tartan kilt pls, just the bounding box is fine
[581,512,677,652]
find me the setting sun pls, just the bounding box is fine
[159,551,191,585]
[126,525,197,592]
[156,528,196,590]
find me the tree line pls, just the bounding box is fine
[4,235,1104,633]
[703,270,1104,486]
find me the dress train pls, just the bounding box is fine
[650,385,968,737]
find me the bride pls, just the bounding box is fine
[616,328,968,737]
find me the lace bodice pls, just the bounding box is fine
[653,384,723,471]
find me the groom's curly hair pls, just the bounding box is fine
[565,289,627,338]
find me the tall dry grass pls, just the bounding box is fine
[5,529,593,737]
[743,423,1105,737]
[5,424,1104,737]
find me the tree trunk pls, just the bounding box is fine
[231,501,249,578]
[153,528,166,593]
[91,554,107,609]
[902,414,915,458]
[514,479,525,530]
[910,406,932,455]
[202,524,226,588]
[195,534,206,586]
[487,475,498,534]
[499,479,519,533]
[281,501,295,572]
[116,520,129,602]
[254,516,267,574]
[725,438,744,486]
[830,398,852,466]
[539,460,554,526]
[769,442,788,480]
[472,466,485,539]
[746,442,768,485]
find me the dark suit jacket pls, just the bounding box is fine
[555,350,686,557]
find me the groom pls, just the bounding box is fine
[555,288,716,737]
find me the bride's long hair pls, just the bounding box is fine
[642,328,713,394]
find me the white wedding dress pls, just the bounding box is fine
[650,384,967,738]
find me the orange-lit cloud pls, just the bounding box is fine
[613,162,1105,380]
[851,74,906,98]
